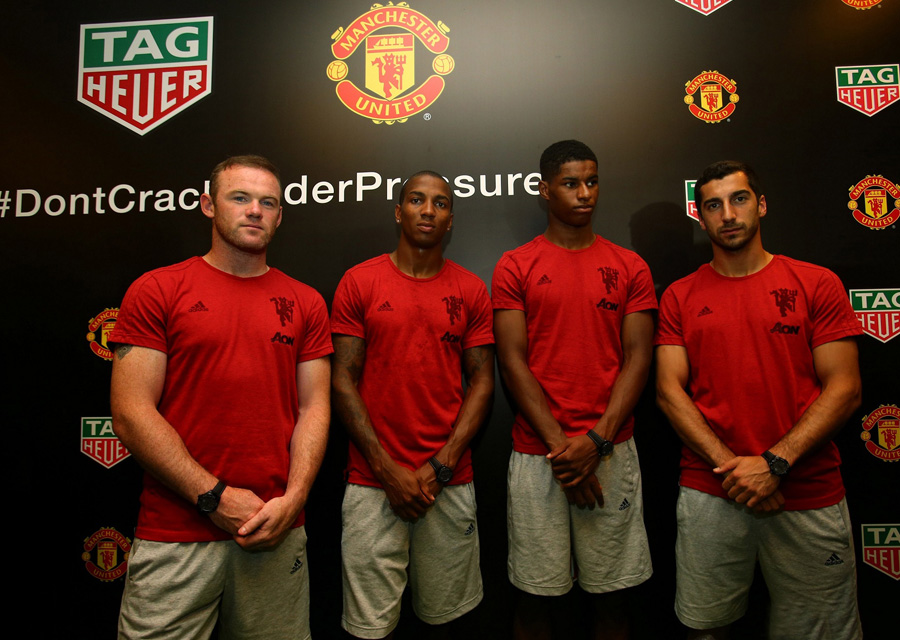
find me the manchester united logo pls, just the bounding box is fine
[841,0,884,9]
[860,404,900,462]
[684,70,738,123]
[847,175,900,230]
[86,308,119,360]
[82,527,132,581]
[328,2,453,124]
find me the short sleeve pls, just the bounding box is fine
[463,280,495,349]
[625,256,658,314]
[108,274,170,353]
[297,290,333,362]
[491,254,525,311]
[655,286,685,347]
[330,271,367,339]
[810,270,864,348]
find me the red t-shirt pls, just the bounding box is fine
[655,256,862,510]
[492,235,657,454]
[330,255,494,487]
[110,257,333,541]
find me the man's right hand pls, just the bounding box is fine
[380,462,434,521]
[562,475,604,510]
[208,486,266,535]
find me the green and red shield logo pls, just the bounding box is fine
[675,0,735,15]
[78,17,214,135]
[685,180,699,221]
[850,288,900,343]
[835,64,899,117]
[861,524,900,580]
[81,417,130,469]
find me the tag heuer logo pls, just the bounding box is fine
[675,0,734,15]
[842,0,884,9]
[847,175,900,230]
[78,17,214,135]
[860,404,900,462]
[685,180,699,221]
[684,71,738,123]
[861,524,900,580]
[86,308,119,360]
[81,417,130,468]
[850,288,900,343]
[835,64,899,117]
[82,527,132,581]
[328,2,453,124]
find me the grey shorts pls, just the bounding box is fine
[675,487,862,639]
[341,483,483,639]
[118,527,310,640]
[507,438,653,596]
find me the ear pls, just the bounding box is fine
[758,195,767,219]
[200,193,215,220]
[448,212,453,230]
[394,203,401,223]
[275,206,283,229]
[538,180,549,201]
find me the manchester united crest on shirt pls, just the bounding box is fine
[860,404,900,462]
[684,70,738,123]
[847,175,900,230]
[328,2,453,124]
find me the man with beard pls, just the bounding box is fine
[655,160,863,640]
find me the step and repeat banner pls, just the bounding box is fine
[2,1,897,637]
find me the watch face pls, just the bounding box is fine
[771,459,790,476]
[437,467,453,483]
[198,492,218,513]
[600,441,614,456]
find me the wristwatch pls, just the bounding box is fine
[762,451,790,477]
[197,480,227,514]
[586,430,615,456]
[428,457,453,484]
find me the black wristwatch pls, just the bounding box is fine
[762,451,790,477]
[428,457,453,484]
[586,430,615,456]
[197,480,227,514]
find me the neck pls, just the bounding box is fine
[204,241,269,278]
[710,242,772,277]
[543,223,595,250]
[391,240,444,278]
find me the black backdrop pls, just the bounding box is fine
[2,1,898,638]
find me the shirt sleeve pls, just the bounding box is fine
[625,255,658,315]
[108,273,169,353]
[491,253,525,311]
[810,269,864,348]
[298,290,334,362]
[655,285,685,347]
[463,279,495,349]
[330,271,367,339]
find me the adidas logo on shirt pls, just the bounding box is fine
[189,301,209,312]
[537,274,552,285]
[697,306,713,317]
[377,301,394,312]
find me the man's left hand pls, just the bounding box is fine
[415,463,444,503]
[715,455,781,509]
[234,496,300,551]
[547,434,600,487]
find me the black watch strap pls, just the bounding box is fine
[586,430,615,456]
[197,480,227,514]
[762,451,790,477]
[428,457,453,484]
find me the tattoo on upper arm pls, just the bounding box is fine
[115,344,133,360]
[333,337,366,381]
[463,345,494,378]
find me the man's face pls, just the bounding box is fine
[539,160,599,229]
[697,171,766,252]
[201,165,283,254]
[395,174,453,249]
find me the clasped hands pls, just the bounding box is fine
[547,434,605,509]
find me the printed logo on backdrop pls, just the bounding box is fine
[860,404,900,462]
[835,64,899,116]
[82,527,131,581]
[684,180,699,221]
[81,417,130,468]
[841,0,884,9]
[675,0,734,15]
[684,71,738,123]
[847,175,900,230]
[850,288,900,343]
[861,525,900,580]
[328,2,453,124]
[78,17,213,135]
[86,308,119,360]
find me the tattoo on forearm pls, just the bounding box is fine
[115,344,133,360]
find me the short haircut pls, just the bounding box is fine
[694,160,762,210]
[539,140,598,181]
[209,155,282,202]
[397,170,453,211]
